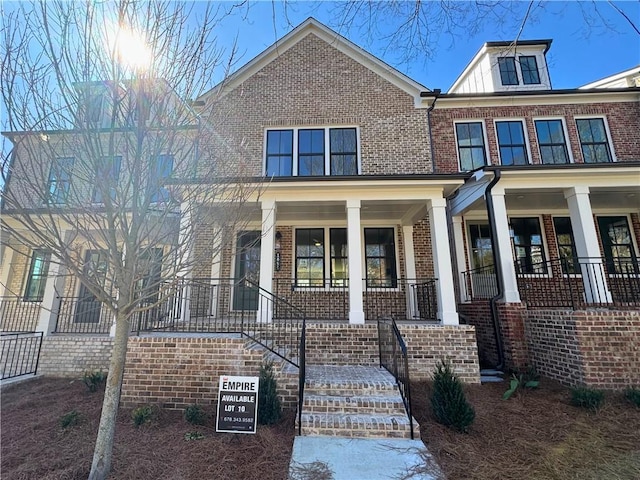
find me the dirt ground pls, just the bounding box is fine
[2,376,639,480]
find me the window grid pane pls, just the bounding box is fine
[511,217,547,274]
[576,119,612,163]
[456,122,487,171]
[520,56,540,84]
[364,228,397,288]
[498,57,518,85]
[296,229,325,286]
[553,217,579,274]
[150,154,173,203]
[330,228,348,287]
[24,250,51,302]
[266,130,293,176]
[535,120,569,164]
[496,121,528,165]
[92,156,122,203]
[597,216,636,274]
[298,129,325,176]
[330,128,357,175]
[48,157,74,204]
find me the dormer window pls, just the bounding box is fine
[498,55,542,87]
[85,93,104,125]
[520,56,541,84]
[498,57,519,86]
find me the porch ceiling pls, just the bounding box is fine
[504,186,640,211]
[275,200,428,223]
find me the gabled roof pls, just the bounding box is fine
[197,18,429,105]
[580,65,640,89]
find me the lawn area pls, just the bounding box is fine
[1,376,639,479]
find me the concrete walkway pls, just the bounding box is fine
[289,436,442,480]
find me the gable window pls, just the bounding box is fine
[295,228,325,286]
[455,122,487,171]
[92,156,122,203]
[511,217,546,274]
[266,127,358,177]
[576,118,613,163]
[365,228,397,288]
[47,157,74,204]
[149,154,173,203]
[520,56,540,84]
[553,217,579,274]
[498,57,518,86]
[496,121,529,165]
[597,216,636,274]
[535,120,569,164]
[23,250,51,302]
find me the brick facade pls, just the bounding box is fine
[38,336,113,376]
[458,301,499,367]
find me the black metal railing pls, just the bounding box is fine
[0,297,42,332]
[378,317,413,439]
[55,296,114,334]
[365,278,438,321]
[298,319,306,436]
[272,278,348,320]
[461,265,498,301]
[1,332,43,380]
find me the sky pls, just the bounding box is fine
[212,1,640,91]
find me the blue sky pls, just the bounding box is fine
[214,1,640,91]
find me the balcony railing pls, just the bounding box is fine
[0,297,42,332]
[272,278,348,320]
[365,278,438,322]
[461,265,498,301]
[1,332,43,380]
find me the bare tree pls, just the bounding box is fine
[1,1,259,479]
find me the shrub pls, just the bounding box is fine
[83,370,106,392]
[624,387,640,408]
[570,387,605,411]
[184,404,207,425]
[60,410,81,429]
[131,405,155,427]
[502,368,540,400]
[184,431,205,441]
[258,362,282,425]
[431,360,475,433]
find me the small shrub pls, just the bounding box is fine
[502,368,540,400]
[571,387,605,411]
[60,410,81,429]
[131,405,154,427]
[624,387,640,407]
[431,360,475,433]
[184,404,207,425]
[83,370,106,392]
[184,431,205,441]
[258,361,282,425]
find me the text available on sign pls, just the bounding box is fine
[216,375,259,434]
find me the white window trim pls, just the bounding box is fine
[492,52,549,90]
[493,118,533,166]
[508,214,552,278]
[453,119,490,172]
[532,117,574,164]
[263,126,361,177]
[573,115,617,163]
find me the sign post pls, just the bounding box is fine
[215,375,259,434]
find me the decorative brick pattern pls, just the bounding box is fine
[38,336,113,376]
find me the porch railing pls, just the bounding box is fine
[55,296,115,334]
[365,278,438,321]
[272,278,348,320]
[0,297,42,332]
[1,331,43,380]
[378,317,414,439]
[461,265,498,301]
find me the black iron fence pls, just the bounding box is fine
[1,332,43,380]
[0,297,42,332]
[378,317,414,439]
[461,265,498,301]
[272,278,348,320]
[298,319,306,436]
[365,278,438,321]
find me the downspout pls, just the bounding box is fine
[425,89,441,173]
[485,169,506,371]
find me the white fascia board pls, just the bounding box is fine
[580,65,640,89]
[436,90,640,108]
[496,166,640,190]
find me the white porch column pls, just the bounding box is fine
[258,199,276,322]
[37,256,66,335]
[490,188,521,303]
[346,199,365,324]
[451,216,468,302]
[402,225,417,319]
[208,230,223,318]
[428,198,459,325]
[177,201,195,324]
[0,244,15,299]
[564,186,612,303]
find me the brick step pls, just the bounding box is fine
[297,412,418,439]
[303,393,407,415]
[304,379,399,397]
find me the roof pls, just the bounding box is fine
[580,65,640,89]
[196,18,429,104]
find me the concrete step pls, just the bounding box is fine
[298,412,418,439]
[303,393,407,415]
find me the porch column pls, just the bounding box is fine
[346,199,365,324]
[0,243,15,299]
[177,201,195,324]
[37,254,67,335]
[564,186,612,303]
[258,198,276,322]
[208,228,223,318]
[402,225,417,320]
[451,216,468,302]
[428,198,459,325]
[490,188,521,303]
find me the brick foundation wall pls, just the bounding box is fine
[38,336,113,376]
[497,303,529,371]
[458,302,499,368]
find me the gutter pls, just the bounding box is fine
[424,89,441,174]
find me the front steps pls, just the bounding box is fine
[297,365,420,439]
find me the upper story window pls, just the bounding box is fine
[520,56,540,84]
[86,93,104,125]
[92,156,122,204]
[24,250,51,302]
[47,157,74,204]
[455,122,487,171]
[265,127,358,177]
[149,154,173,203]
[364,228,397,288]
[576,118,613,163]
[498,57,519,85]
[511,217,546,274]
[535,119,569,164]
[496,120,529,165]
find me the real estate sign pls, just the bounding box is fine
[215,375,259,434]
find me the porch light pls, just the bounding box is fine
[275,231,282,250]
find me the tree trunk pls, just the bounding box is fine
[88,313,131,480]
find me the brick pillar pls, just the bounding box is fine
[497,302,529,371]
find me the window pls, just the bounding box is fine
[92,156,122,203]
[468,223,494,268]
[298,129,324,176]
[455,122,487,171]
[535,120,569,164]
[266,127,358,177]
[498,57,518,85]
[295,229,325,286]
[553,217,579,274]
[520,56,540,84]
[330,228,348,287]
[576,118,613,163]
[149,154,173,203]
[47,157,74,204]
[364,228,397,287]
[23,250,50,302]
[85,93,103,125]
[597,216,636,274]
[511,217,546,274]
[496,121,529,165]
